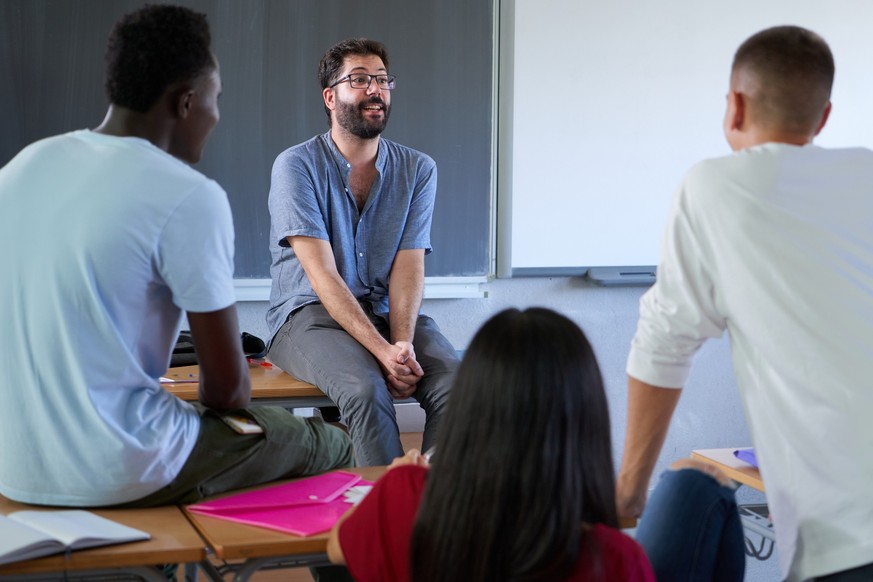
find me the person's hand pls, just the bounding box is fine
[615,475,648,520]
[669,458,734,487]
[388,448,430,470]
[379,341,423,399]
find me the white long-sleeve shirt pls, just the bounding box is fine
[628,142,873,581]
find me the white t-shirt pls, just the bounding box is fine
[628,143,873,581]
[0,130,236,506]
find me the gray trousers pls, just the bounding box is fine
[268,303,458,466]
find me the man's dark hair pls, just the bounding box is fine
[732,25,834,135]
[104,4,214,113]
[410,308,617,582]
[318,38,390,122]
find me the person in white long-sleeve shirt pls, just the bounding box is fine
[616,25,873,582]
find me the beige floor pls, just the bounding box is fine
[195,432,422,581]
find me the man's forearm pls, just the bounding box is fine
[616,375,682,517]
[388,278,423,343]
[313,272,391,356]
[388,250,424,343]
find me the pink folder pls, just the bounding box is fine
[187,471,371,537]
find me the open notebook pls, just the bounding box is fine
[0,510,150,565]
[187,470,373,537]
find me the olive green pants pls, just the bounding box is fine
[117,405,354,508]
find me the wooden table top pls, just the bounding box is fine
[691,448,764,492]
[162,363,324,401]
[0,498,205,575]
[185,464,638,560]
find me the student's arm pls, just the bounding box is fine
[326,514,349,565]
[385,248,426,398]
[289,235,419,384]
[616,375,682,519]
[187,305,251,410]
[327,450,429,565]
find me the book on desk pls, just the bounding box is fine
[0,510,150,565]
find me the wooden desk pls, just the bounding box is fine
[163,363,417,409]
[184,466,385,581]
[0,497,206,581]
[691,448,764,492]
[162,364,335,408]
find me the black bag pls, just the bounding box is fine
[169,331,266,367]
[170,331,197,367]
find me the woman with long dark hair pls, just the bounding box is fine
[326,307,743,581]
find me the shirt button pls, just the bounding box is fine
[359,252,363,257]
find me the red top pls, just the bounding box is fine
[339,465,655,582]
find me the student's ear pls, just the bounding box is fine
[813,101,832,137]
[168,84,195,120]
[727,90,745,131]
[177,90,195,119]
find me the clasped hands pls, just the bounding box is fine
[379,340,423,399]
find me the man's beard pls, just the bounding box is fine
[335,96,390,139]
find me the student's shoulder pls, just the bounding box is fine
[567,524,656,581]
[588,523,642,551]
[376,464,429,493]
[147,149,226,201]
[814,144,873,167]
[683,150,738,181]
[581,524,655,580]
[9,130,84,162]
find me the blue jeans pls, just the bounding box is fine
[636,468,745,582]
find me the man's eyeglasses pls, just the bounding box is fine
[329,74,396,90]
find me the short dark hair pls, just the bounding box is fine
[732,25,834,135]
[318,38,390,121]
[410,308,617,582]
[104,4,214,113]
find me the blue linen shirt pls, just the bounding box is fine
[266,132,436,340]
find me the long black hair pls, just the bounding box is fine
[410,307,617,582]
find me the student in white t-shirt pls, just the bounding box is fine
[0,4,352,508]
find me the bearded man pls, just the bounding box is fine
[266,39,458,466]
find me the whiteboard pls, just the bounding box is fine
[499,0,873,277]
